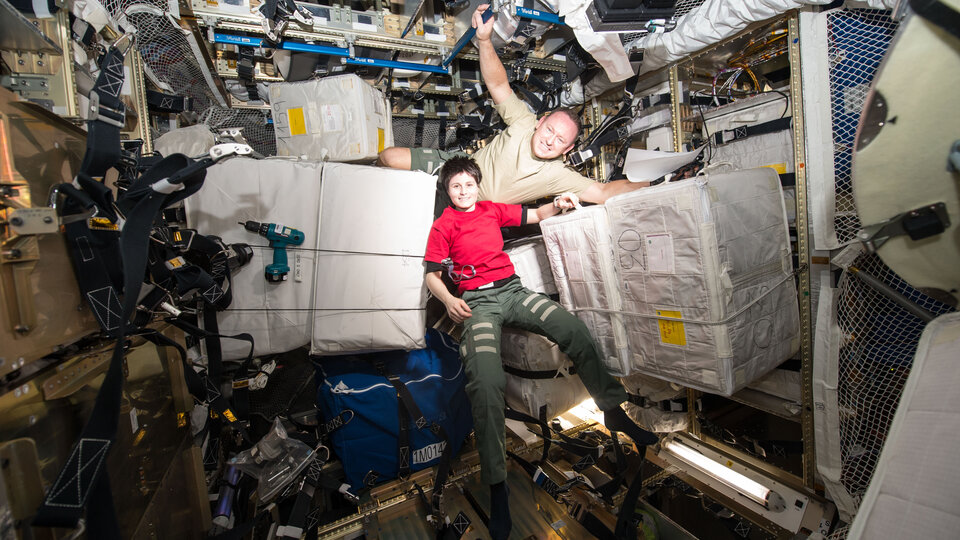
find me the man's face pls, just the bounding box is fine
[446,172,479,212]
[531,112,578,160]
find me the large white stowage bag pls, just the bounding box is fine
[269,74,393,162]
[501,328,590,420]
[540,207,631,376]
[310,163,437,355]
[542,167,800,395]
[504,236,557,296]
[703,93,794,175]
[184,157,323,360]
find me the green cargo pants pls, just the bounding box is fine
[459,278,628,485]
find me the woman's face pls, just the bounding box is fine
[447,171,479,212]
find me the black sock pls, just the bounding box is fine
[489,481,511,540]
[603,406,659,446]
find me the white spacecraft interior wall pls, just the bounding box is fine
[846,312,960,539]
[800,8,840,251]
[504,236,558,296]
[183,157,323,360]
[501,328,591,420]
[620,372,688,433]
[813,272,858,521]
[269,74,393,162]
[543,168,800,395]
[310,163,436,355]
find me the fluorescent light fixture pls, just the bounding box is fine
[663,438,785,512]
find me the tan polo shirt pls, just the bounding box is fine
[473,94,594,204]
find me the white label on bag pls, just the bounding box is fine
[645,233,675,274]
[294,252,303,282]
[412,441,447,465]
[320,105,344,132]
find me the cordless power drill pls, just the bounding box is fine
[240,221,305,282]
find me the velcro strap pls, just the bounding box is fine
[713,116,792,145]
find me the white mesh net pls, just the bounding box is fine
[199,106,277,156]
[674,0,707,17]
[620,0,706,44]
[99,0,219,111]
[833,253,954,516]
[827,523,851,540]
[826,9,899,245]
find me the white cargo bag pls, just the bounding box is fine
[540,206,631,376]
[504,236,557,296]
[621,373,688,433]
[270,74,393,162]
[155,124,216,158]
[543,167,800,395]
[702,93,794,175]
[310,163,436,355]
[501,328,590,420]
[184,157,323,360]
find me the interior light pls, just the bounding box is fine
[663,438,785,512]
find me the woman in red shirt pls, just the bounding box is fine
[424,157,658,539]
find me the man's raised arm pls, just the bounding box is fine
[473,5,513,105]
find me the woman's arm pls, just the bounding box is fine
[425,271,472,324]
[525,192,580,225]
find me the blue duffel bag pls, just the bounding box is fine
[315,329,473,491]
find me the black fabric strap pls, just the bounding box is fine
[382,367,454,519]
[437,102,448,151]
[414,112,426,148]
[502,363,577,379]
[638,92,671,110]
[504,407,600,458]
[146,90,186,113]
[613,447,647,539]
[35,154,208,534]
[911,0,960,40]
[712,116,792,146]
[58,177,124,336]
[80,46,127,178]
[626,392,688,413]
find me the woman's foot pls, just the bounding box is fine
[603,405,659,446]
[489,481,511,540]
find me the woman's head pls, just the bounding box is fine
[439,157,482,212]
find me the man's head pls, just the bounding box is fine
[531,109,582,160]
[439,156,482,211]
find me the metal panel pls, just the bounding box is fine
[0,0,61,54]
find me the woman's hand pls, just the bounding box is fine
[444,297,473,324]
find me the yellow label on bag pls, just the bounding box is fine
[657,310,687,346]
[765,163,788,174]
[378,128,385,152]
[287,107,307,136]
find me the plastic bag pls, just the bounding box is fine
[229,418,316,502]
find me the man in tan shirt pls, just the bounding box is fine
[377,4,648,205]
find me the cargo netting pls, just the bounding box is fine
[831,252,954,529]
[101,0,221,111]
[199,106,277,156]
[826,9,899,246]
